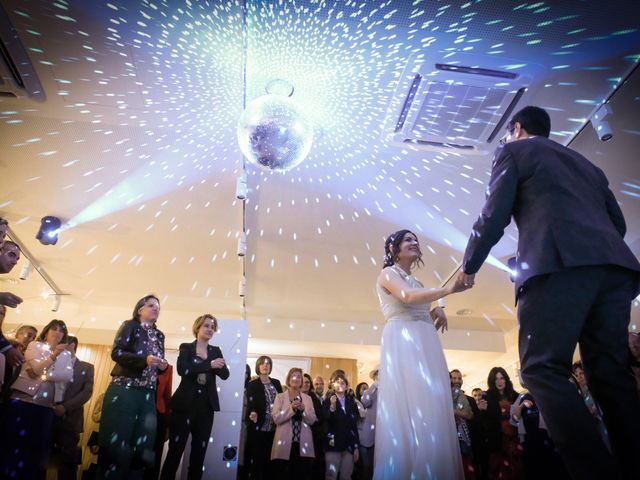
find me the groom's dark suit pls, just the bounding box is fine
[462,136,640,480]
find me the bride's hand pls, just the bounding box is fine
[450,272,474,293]
[431,307,448,333]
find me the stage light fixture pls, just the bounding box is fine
[237,233,247,257]
[239,276,246,297]
[591,104,613,142]
[19,262,31,280]
[36,216,62,245]
[222,445,238,461]
[236,174,248,200]
[52,294,61,312]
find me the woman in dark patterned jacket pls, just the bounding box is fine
[97,294,168,479]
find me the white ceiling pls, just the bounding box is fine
[1,0,638,387]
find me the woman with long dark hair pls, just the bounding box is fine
[160,314,229,480]
[246,355,283,480]
[97,294,167,479]
[373,229,470,479]
[481,366,522,479]
[0,319,73,479]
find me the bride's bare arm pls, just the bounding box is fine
[378,267,469,305]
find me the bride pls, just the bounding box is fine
[373,229,471,480]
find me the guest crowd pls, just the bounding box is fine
[0,217,639,479]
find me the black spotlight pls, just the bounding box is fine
[36,216,61,245]
[222,445,238,461]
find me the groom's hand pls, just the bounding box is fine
[456,272,475,289]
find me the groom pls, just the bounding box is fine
[458,106,640,480]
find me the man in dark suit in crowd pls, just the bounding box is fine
[458,106,640,479]
[451,369,487,480]
[52,335,94,480]
[0,240,25,368]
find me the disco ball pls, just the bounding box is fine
[237,94,313,172]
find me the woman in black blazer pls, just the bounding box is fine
[160,314,229,480]
[245,355,283,480]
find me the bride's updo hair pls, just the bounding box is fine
[383,229,424,269]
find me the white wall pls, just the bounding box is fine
[164,319,248,480]
[246,354,311,385]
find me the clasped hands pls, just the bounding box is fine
[431,272,475,333]
[146,355,168,370]
[454,272,475,292]
[210,358,226,369]
[291,397,305,412]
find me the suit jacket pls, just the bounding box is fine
[246,377,283,430]
[270,392,317,460]
[170,341,229,412]
[462,136,640,295]
[60,358,95,433]
[322,394,360,453]
[308,390,324,454]
[359,382,378,448]
[0,333,10,352]
[110,319,165,378]
[465,394,486,458]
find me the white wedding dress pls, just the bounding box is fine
[373,266,463,480]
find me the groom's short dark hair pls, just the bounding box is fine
[510,106,551,138]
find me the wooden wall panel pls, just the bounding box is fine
[309,357,358,391]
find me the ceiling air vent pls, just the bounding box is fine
[385,52,540,154]
[0,4,45,101]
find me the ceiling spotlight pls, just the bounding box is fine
[51,294,61,312]
[36,216,62,245]
[19,263,31,281]
[591,103,613,142]
[237,233,247,257]
[236,174,248,200]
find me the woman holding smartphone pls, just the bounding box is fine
[0,319,73,479]
[161,314,229,480]
[271,368,317,479]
